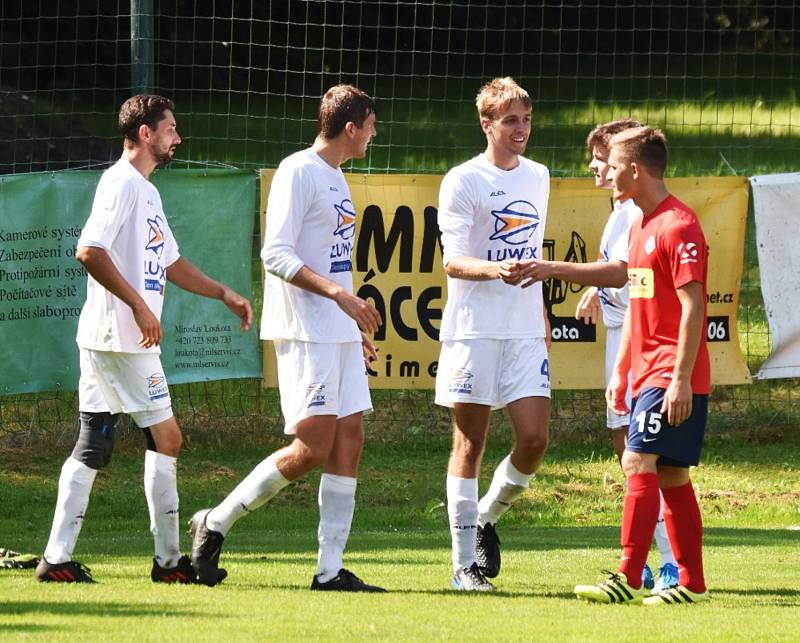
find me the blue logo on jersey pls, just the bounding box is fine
[333,199,356,240]
[145,215,165,256]
[489,200,539,246]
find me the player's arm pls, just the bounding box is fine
[519,259,627,289]
[444,255,521,282]
[543,307,551,351]
[165,257,253,331]
[75,245,162,348]
[288,266,381,334]
[606,306,632,415]
[660,280,704,426]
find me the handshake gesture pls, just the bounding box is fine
[497,259,552,288]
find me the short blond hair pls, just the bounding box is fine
[475,77,532,120]
[609,126,668,177]
[585,118,643,152]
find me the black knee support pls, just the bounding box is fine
[72,412,120,470]
[140,426,157,452]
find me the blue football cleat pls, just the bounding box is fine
[641,563,655,590]
[654,562,680,593]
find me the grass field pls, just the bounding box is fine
[2,437,799,641]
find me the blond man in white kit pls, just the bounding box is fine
[436,77,551,591]
[189,85,385,592]
[36,95,253,584]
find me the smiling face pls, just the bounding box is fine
[588,144,613,189]
[482,99,532,161]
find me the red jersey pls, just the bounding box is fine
[627,194,711,396]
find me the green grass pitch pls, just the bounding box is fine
[1,438,799,641]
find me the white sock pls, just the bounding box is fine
[477,455,532,526]
[43,457,97,564]
[206,455,290,536]
[447,474,478,573]
[316,473,357,582]
[654,489,677,566]
[144,450,181,569]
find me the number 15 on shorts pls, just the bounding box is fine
[635,410,662,442]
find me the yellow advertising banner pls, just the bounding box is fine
[260,170,750,389]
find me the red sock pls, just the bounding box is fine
[661,481,706,593]
[618,472,660,588]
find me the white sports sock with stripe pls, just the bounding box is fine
[477,455,532,526]
[206,455,290,536]
[447,474,479,572]
[43,457,97,564]
[144,450,181,569]
[316,473,357,582]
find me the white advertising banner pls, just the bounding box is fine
[751,172,800,379]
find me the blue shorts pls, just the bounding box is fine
[626,387,708,467]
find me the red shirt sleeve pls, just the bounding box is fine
[660,217,707,289]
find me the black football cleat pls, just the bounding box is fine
[35,558,95,583]
[189,509,226,586]
[476,523,501,578]
[151,554,228,585]
[311,568,387,592]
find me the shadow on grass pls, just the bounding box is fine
[1,601,200,618]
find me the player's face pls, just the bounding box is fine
[607,146,636,201]
[149,110,181,166]
[484,100,532,158]
[588,145,612,189]
[351,112,377,159]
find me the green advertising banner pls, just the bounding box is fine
[0,168,260,395]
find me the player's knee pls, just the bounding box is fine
[452,431,486,463]
[516,430,549,458]
[292,439,329,471]
[72,412,120,470]
[141,423,183,456]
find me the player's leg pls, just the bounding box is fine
[644,395,709,605]
[447,402,493,590]
[575,388,666,603]
[140,412,188,581]
[37,350,120,582]
[310,342,382,592]
[435,339,498,591]
[191,415,336,585]
[475,338,549,579]
[192,340,340,585]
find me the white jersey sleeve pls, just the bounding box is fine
[78,177,137,251]
[261,163,308,281]
[438,170,477,266]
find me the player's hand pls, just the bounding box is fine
[605,371,630,416]
[575,287,600,325]
[498,259,523,285]
[661,377,693,426]
[132,301,162,348]
[519,259,553,288]
[360,331,379,370]
[336,292,382,334]
[222,287,253,331]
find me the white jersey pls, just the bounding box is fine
[260,148,360,343]
[597,198,641,328]
[438,153,549,341]
[76,156,180,354]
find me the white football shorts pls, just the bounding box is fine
[435,337,551,409]
[605,325,632,429]
[79,349,174,428]
[274,340,372,434]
